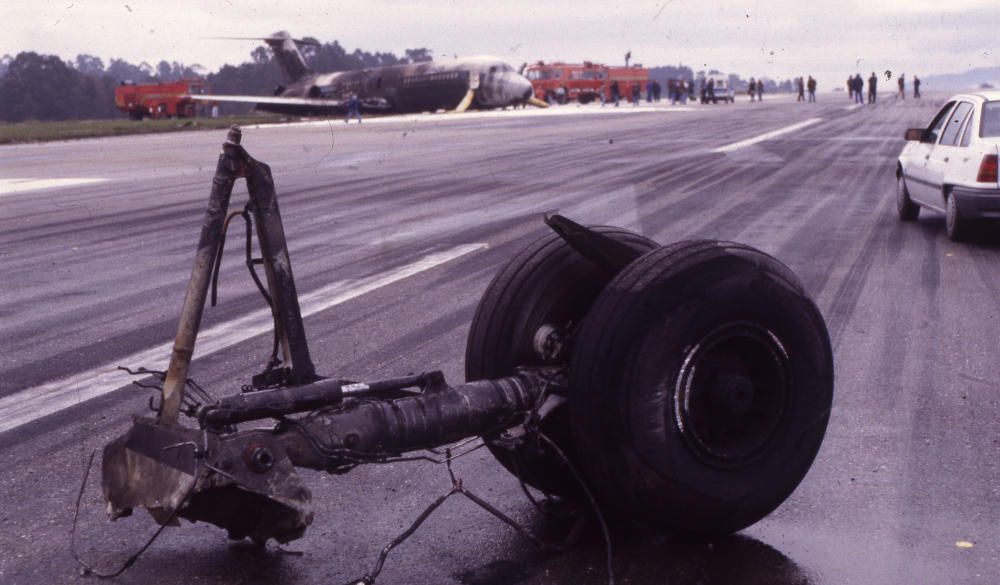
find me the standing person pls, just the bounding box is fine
[599,82,607,107]
[847,76,853,99]
[668,79,677,104]
[345,92,362,124]
[631,81,641,105]
[898,74,905,99]
[756,78,764,102]
[646,80,653,102]
[868,72,878,104]
[611,80,620,106]
[854,74,864,104]
[913,76,921,98]
[748,77,756,102]
[807,76,817,102]
[797,77,805,102]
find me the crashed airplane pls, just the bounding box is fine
[192,31,546,115]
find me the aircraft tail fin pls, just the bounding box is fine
[264,31,315,84]
[212,31,317,83]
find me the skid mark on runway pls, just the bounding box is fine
[711,117,823,153]
[0,177,107,195]
[0,243,486,434]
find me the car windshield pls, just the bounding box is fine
[981,101,1000,137]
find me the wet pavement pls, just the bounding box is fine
[1,94,997,584]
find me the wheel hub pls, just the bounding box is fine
[674,323,790,468]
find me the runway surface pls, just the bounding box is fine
[1,94,998,585]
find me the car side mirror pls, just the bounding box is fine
[904,128,926,141]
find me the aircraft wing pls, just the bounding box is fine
[187,94,344,108]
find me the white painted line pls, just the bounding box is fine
[0,243,487,433]
[711,117,824,153]
[843,104,863,111]
[0,177,108,196]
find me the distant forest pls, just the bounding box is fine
[0,39,433,122]
[0,41,794,123]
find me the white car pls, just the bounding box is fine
[896,91,1000,240]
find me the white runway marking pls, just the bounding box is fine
[0,177,108,196]
[0,243,487,434]
[711,118,824,153]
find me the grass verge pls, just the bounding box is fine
[0,115,295,145]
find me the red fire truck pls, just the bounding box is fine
[606,65,650,102]
[526,62,650,104]
[114,79,211,120]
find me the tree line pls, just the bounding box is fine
[0,40,433,122]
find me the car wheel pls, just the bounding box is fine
[466,226,658,497]
[946,192,965,241]
[569,241,834,536]
[896,175,920,221]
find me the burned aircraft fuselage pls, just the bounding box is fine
[268,57,533,114]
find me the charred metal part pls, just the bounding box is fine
[277,370,556,471]
[159,126,316,422]
[103,417,312,544]
[103,369,553,543]
[158,128,243,422]
[244,154,317,386]
[544,214,645,277]
[198,372,430,427]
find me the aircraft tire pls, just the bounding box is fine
[569,241,833,536]
[465,226,657,498]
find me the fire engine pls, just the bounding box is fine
[114,79,211,120]
[606,65,650,102]
[526,62,650,104]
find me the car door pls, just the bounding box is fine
[905,101,954,205]
[925,101,975,209]
[949,107,985,186]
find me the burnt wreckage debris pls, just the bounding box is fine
[83,127,835,584]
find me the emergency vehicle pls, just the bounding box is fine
[114,79,211,120]
[606,65,651,102]
[525,62,608,104]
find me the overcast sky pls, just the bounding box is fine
[2,1,996,87]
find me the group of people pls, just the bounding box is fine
[794,76,818,102]
[600,80,660,106]
[746,78,765,102]
[847,73,920,105]
[666,78,693,104]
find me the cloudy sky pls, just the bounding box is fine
[1,0,996,86]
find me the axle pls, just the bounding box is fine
[103,368,556,544]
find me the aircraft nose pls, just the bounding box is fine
[513,74,533,100]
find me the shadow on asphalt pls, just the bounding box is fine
[450,530,815,585]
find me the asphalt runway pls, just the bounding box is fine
[1,93,998,585]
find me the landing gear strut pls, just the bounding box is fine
[97,127,834,574]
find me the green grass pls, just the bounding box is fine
[0,115,294,145]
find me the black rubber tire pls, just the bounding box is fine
[946,191,965,241]
[896,175,920,221]
[569,241,834,536]
[466,226,658,496]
